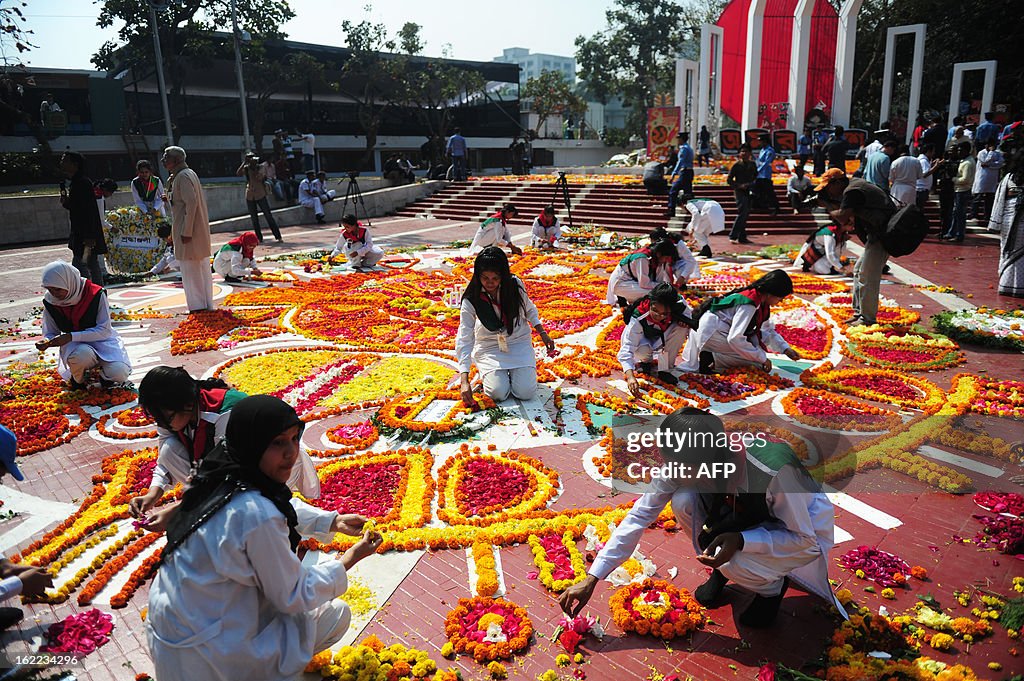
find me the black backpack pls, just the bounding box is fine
[881,204,929,257]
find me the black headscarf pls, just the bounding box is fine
[163,395,304,562]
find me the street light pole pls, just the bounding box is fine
[148,1,174,149]
[230,0,252,152]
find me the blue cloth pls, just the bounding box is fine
[863,151,892,190]
[797,135,811,155]
[975,121,1000,145]
[671,144,694,175]
[756,146,775,179]
[446,134,467,157]
[947,126,957,142]
[815,130,830,145]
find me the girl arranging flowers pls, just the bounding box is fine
[531,205,565,250]
[147,395,382,681]
[618,283,693,394]
[678,269,801,374]
[605,239,679,309]
[35,261,132,391]
[330,213,384,270]
[470,203,523,255]
[794,222,853,275]
[212,231,262,283]
[560,408,841,629]
[131,366,320,525]
[456,247,556,404]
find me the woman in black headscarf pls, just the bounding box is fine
[679,269,801,374]
[147,395,381,681]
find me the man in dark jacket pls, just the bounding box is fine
[823,126,852,172]
[815,169,896,327]
[59,151,106,285]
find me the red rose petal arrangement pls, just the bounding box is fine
[842,338,965,372]
[800,362,945,413]
[443,596,533,662]
[781,388,902,432]
[838,546,912,587]
[324,420,379,450]
[40,608,114,655]
[608,578,706,639]
[97,407,158,440]
[527,531,587,592]
[974,491,1024,517]
[437,448,560,526]
[971,514,1024,556]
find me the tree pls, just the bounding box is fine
[0,0,54,159]
[337,16,410,167]
[522,71,587,139]
[575,0,717,136]
[93,0,295,140]
[402,59,487,146]
[244,50,325,155]
[849,0,1023,129]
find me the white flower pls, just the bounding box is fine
[483,622,507,643]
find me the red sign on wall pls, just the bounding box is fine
[647,107,681,162]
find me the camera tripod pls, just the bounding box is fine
[550,171,574,230]
[337,174,372,227]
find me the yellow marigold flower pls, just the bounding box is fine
[556,653,572,667]
[441,641,455,658]
[988,662,1002,671]
[930,633,955,651]
[855,569,866,579]
[836,588,854,605]
[488,661,508,679]
[573,653,584,664]
[538,671,560,681]
[881,588,896,600]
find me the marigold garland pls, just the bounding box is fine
[781,388,903,432]
[800,362,945,413]
[374,390,499,437]
[471,542,500,597]
[528,531,587,592]
[608,578,706,639]
[437,448,560,526]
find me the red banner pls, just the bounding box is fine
[647,107,681,162]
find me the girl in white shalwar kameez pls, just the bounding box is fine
[531,206,564,249]
[649,228,699,285]
[605,240,679,308]
[148,396,382,681]
[330,214,384,269]
[683,199,725,257]
[618,283,692,395]
[129,366,321,528]
[795,223,852,275]
[35,261,131,390]
[679,269,801,373]
[558,409,844,628]
[470,204,523,255]
[456,247,556,404]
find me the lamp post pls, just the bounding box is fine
[148,0,174,149]
[230,0,252,152]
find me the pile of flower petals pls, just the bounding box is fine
[838,546,910,587]
[40,608,114,655]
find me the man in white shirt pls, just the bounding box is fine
[1,425,55,629]
[559,409,840,629]
[786,166,814,213]
[40,92,61,124]
[298,170,326,224]
[888,145,923,205]
[296,131,317,172]
[915,144,942,208]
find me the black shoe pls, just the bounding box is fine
[698,351,715,375]
[882,265,891,274]
[699,245,712,258]
[316,214,326,224]
[275,237,284,243]
[739,577,789,628]
[694,570,728,606]
[0,606,24,630]
[224,275,242,283]
[801,262,811,272]
[636,361,656,377]
[656,371,678,385]
[737,238,753,244]
[69,378,87,391]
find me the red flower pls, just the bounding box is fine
[559,629,583,653]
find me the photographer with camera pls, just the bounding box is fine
[59,151,106,285]
[237,152,282,243]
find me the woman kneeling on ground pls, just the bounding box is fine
[35,261,131,391]
[147,395,381,681]
[456,247,555,404]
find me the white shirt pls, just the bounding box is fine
[132,176,166,216]
[530,217,562,248]
[604,255,673,305]
[889,155,923,205]
[455,278,541,374]
[673,240,699,280]
[973,148,1005,194]
[469,217,513,253]
[148,491,343,681]
[916,156,934,192]
[213,249,255,279]
[588,461,840,611]
[786,175,814,194]
[42,294,130,382]
[685,200,725,238]
[297,133,316,155]
[617,309,691,372]
[699,303,790,366]
[331,227,379,258]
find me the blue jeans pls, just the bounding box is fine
[452,155,467,181]
[667,169,694,209]
[946,191,970,240]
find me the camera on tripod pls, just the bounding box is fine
[347,170,360,179]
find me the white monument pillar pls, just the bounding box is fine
[741,0,768,131]
[788,0,816,131]
[878,24,926,144]
[698,23,724,136]
[832,0,864,128]
[948,60,998,129]
[675,58,700,143]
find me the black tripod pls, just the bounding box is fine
[337,173,372,227]
[550,171,574,230]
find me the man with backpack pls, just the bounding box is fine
[814,169,901,327]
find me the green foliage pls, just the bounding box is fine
[522,71,587,139]
[244,50,326,153]
[600,127,633,149]
[574,0,720,136]
[0,152,61,186]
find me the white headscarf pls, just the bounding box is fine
[41,261,87,307]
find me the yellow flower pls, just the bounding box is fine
[929,633,955,651]
[538,672,559,681]
[880,588,896,600]
[836,588,854,605]
[573,653,584,664]
[556,654,571,667]
[488,661,508,679]
[440,642,455,658]
[988,662,1002,671]
[855,569,866,579]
